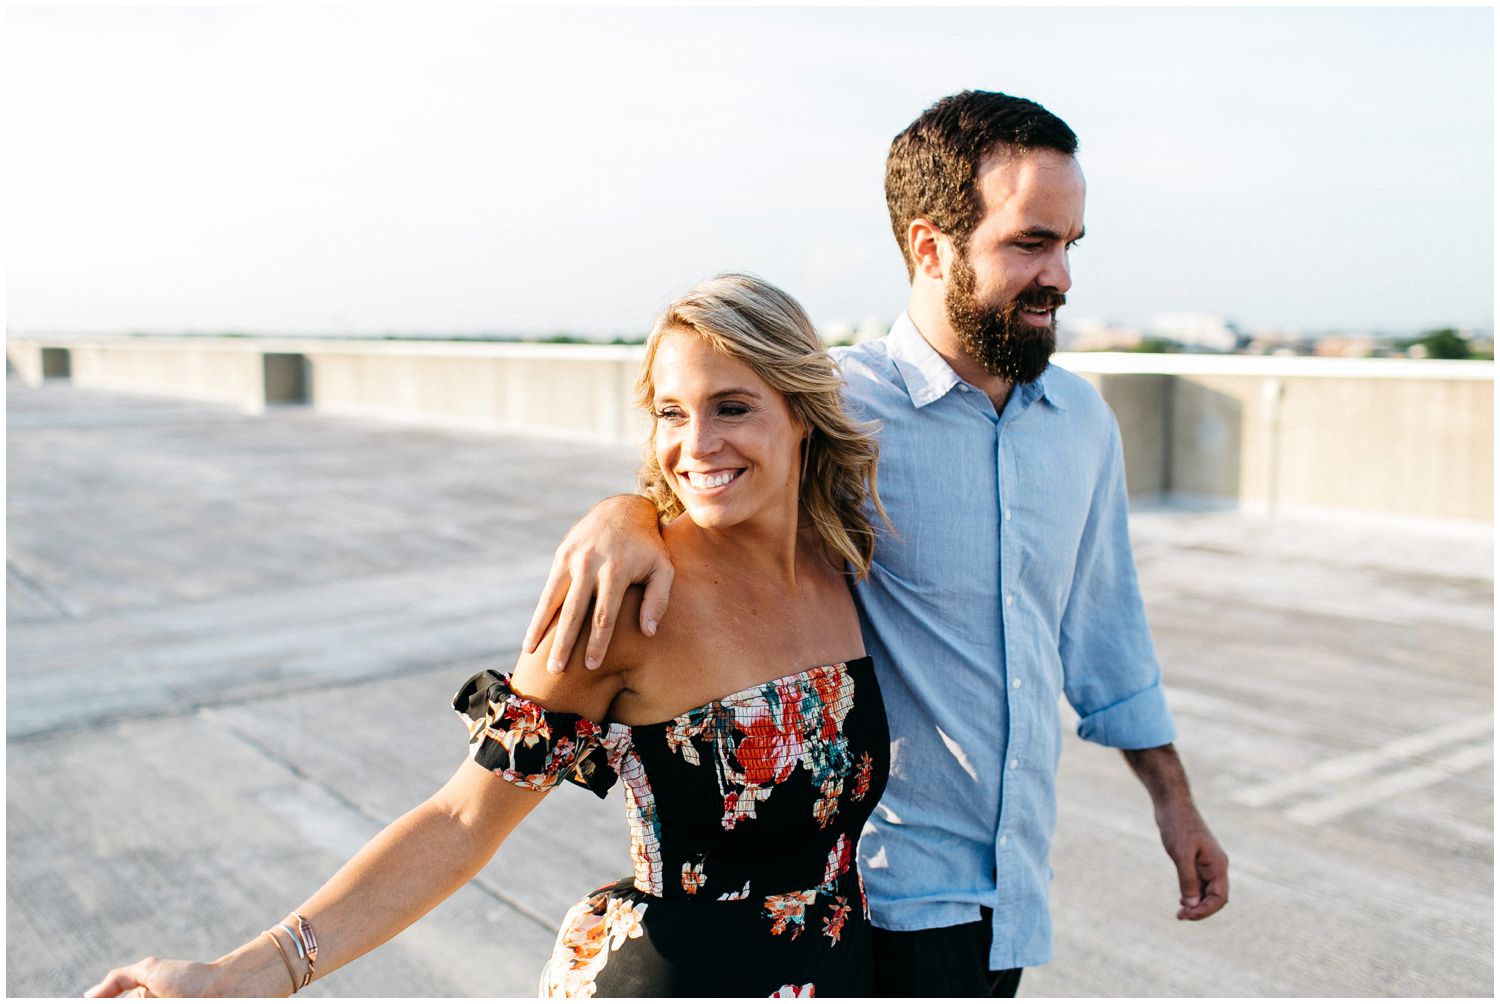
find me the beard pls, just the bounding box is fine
[945,252,1064,385]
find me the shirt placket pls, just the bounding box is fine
[992,385,1032,955]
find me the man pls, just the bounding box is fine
[525,91,1227,996]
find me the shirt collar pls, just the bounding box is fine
[886,312,1068,411]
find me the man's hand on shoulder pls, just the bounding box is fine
[511,588,650,724]
[524,494,673,674]
[1122,744,1230,921]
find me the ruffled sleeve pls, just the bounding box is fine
[451,670,619,797]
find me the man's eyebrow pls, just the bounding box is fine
[1010,226,1085,242]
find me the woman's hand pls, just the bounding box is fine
[84,957,223,998]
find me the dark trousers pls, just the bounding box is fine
[871,909,1023,997]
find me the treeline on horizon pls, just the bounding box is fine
[111,326,1492,359]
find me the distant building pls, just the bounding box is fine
[1062,318,1143,351]
[818,318,888,347]
[1242,329,1311,356]
[1147,312,1241,352]
[1314,333,1379,358]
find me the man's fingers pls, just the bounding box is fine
[1185,853,1230,919]
[638,559,675,638]
[1175,845,1229,920]
[1170,844,1202,913]
[548,583,592,673]
[524,559,572,655]
[585,572,624,670]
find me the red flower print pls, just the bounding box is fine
[498,699,550,753]
[822,833,851,886]
[735,705,801,788]
[763,888,817,939]
[812,793,839,829]
[771,985,816,998]
[851,752,873,801]
[821,896,851,945]
[681,861,705,896]
[722,784,773,830]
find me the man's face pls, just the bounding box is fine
[943,148,1085,384]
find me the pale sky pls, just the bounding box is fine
[7,5,1494,338]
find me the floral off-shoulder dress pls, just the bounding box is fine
[452,656,889,998]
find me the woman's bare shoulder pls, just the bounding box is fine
[510,588,651,722]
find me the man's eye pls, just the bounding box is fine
[1016,242,1043,253]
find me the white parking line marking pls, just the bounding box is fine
[1233,714,1493,808]
[1285,741,1493,826]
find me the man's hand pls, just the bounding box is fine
[524,495,673,673]
[1122,744,1229,921]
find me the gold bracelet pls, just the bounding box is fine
[262,930,299,995]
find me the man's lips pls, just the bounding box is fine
[1018,306,1054,328]
[1016,295,1063,328]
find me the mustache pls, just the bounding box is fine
[1013,290,1067,312]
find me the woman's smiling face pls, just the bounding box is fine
[649,328,803,532]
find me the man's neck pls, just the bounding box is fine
[907,294,1015,411]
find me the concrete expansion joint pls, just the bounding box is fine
[195,705,559,935]
[7,559,83,619]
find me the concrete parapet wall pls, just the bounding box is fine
[7,334,1491,521]
[1064,353,1493,522]
[71,342,271,412]
[303,341,649,445]
[8,337,277,412]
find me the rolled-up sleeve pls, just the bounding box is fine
[1059,417,1177,751]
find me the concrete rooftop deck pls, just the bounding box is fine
[6,378,1494,997]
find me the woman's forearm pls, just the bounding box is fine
[208,764,543,994]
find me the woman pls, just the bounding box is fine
[87,274,890,998]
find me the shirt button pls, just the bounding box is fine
[958,384,970,393]
[1005,594,1015,608]
[1009,758,1019,770]
[1012,678,1022,689]
[1004,509,1013,521]
[999,834,1009,847]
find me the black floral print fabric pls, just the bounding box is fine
[452,656,889,998]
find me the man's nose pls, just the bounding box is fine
[1039,248,1072,294]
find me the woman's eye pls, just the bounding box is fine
[718,402,750,417]
[654,408,685,423]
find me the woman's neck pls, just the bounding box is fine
[666,506,808,592]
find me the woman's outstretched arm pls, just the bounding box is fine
[85,758,547,998]
[88,589,634,999]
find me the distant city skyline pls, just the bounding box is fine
[9,6,1494,338]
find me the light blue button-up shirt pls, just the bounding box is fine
[833,314,1177,970]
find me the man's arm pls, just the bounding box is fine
[1058,412,1228,920]
[523,494,672,673]
[1122,744,1229,921]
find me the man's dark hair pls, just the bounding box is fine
[885,91,1078,280]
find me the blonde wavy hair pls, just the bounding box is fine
[636,274,888,579]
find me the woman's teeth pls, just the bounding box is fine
[685,470,738,489]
